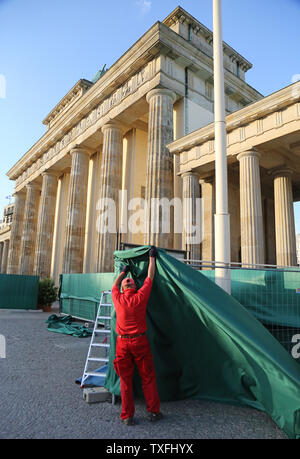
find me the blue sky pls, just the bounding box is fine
[0,0,299,227]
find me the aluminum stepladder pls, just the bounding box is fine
[80,290,115,404]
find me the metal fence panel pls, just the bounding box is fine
[58,264,300,361]
[200,267,300,358]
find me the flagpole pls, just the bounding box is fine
[213,0,231,293]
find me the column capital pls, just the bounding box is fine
[62,167,71,175]
[270,166,293,179]
[237,149,260,162]
[13,188,26,197]
[70,145,93,157]
[199,176,215,185]
[101,121,124,135]
[41,169,61,178]
[25,181,40,191]
[182,170,200,180]
[146,88,176,104]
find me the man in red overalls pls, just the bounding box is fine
[111,246,162,426]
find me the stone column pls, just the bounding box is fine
[62,148,90,274]
[19,182,40,275]
[182,172,201,261]
[264,197,276,265]
[84,150,101,273]
[7,190,26,274]
[237,150,264,266]
[95,122,123,273]
[173,98,185,250]
[0,242,4,273]
[200,177,215,263]
[273,168,297,266]
[50,170,70,283]
[33,171,59,278]
[144,88,176,248]
[228,181,241,263]
[1,240,10,274]
[120,130,135,246]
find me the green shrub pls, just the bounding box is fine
[38,278,58,307]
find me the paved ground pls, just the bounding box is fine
[0,306,287,440]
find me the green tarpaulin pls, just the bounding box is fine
[46,314,92,337]
[104,246,300,439]
[60,273,114,321]
[0,274,39,310]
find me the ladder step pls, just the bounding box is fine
[88,357,109,363]
[85,371,107,378]
[81,291,112,392]
[88,357,109,362]
[91,343,110,348]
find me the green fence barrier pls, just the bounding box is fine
[0,274,39,310]
[58,267,300,356]
[200,268,300,356]
[59,273,115,321]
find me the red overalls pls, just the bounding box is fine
[112,277,160,420]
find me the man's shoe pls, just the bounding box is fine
[121,417,135,426]
[148,412,163,422]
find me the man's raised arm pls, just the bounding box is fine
[148,246,158,281]
[112,265,130,289]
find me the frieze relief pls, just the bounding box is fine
[15,58,157,188]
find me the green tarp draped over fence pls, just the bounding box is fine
[103,246,300,439]
[0,274,39,309]
[201,269,300,328]
[60,273,114,321]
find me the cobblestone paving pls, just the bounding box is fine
[0,307,287,439]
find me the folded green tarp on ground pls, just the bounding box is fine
[46,314,92,337]
[104,246,300,439]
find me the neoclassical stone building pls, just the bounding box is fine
[0,203,14,274]
[168,82,300,267]
[5,6,299,281]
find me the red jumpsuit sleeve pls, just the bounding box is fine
[111,285,121,304]
[136,277,153,303]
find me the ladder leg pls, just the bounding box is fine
[80,290,113,389]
